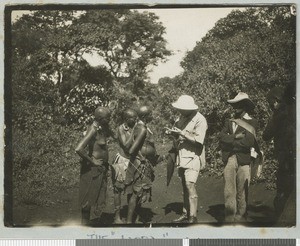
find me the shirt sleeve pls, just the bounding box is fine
[193,117,208,145]
[232,130,255,151]
[219,120,235,145]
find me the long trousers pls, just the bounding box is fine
[224,155,250,222]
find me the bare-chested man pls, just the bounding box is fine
[111,108,137,224]
[75,107,111,225]
[125,106,160,224]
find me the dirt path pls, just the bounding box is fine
[13,162,276,227]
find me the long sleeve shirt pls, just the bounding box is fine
[219,114,258,166]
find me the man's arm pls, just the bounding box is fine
[180,118,207,153]
[75,126,98,165]
[232,130,255,152]
[219,120,235,145]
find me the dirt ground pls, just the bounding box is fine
[12,160,277,227]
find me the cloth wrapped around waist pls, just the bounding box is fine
[91,156,108,166]
[111,153,130,183]
[125,157,155,187]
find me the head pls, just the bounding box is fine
[137,105,153,123]
[123,108,137,128]
[227,92,255,118]
[94,107,111,127]
[267,87,284,111]
[172,95,198,117]
[230,100,249,117]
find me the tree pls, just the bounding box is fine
[157,6,296,176]
[75,9,171,94]
[12,11,83,88]
[179,6,295,127]
[12,9,171,127]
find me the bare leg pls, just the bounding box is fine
[113,191,123,223]
[135,197,142,223]
[127,193,138,224]
[81,206,91,226]
[181,174,189,216]
[173,175,189,223]
[186,182,198,219]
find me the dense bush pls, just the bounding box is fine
[12,124,81,205]
[62,83,109,127]
[155,7,296,188]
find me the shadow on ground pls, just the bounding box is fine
[206,204,225,223]
[247,204,276,227]
[163,202,183,215]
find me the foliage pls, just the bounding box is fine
[12,124,81,206]
[12,11,81,90]
[75,9,172,93]
[60,60,113,97]
[62,83,109,127]
[11,52,59,132]
[12,9,171,98]
[156,6,296,188]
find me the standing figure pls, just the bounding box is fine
[263,86,296,226]
[125,106,159,224]
[170,95,207,223]
[219,92,258,223]
[75,107,111,225]
[111,108,137,224]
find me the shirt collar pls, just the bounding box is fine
[243,113,252,120]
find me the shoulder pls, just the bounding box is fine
[117,124,124,133]
[82,124,97,138]
[134,123,147,134]
[194,112,207,125]
[248,118,258,129]
[88,124,97,132]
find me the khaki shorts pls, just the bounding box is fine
[178,167,199,183]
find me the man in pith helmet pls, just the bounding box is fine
[168,95,207,223]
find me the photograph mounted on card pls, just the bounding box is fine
[2,0,298,239]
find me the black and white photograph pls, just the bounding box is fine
[4,4,296,230]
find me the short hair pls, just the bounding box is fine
[123,108,137,120]
[137,106,151,119]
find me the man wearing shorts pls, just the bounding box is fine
[170,95,207,223]
[111,108,137,224]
